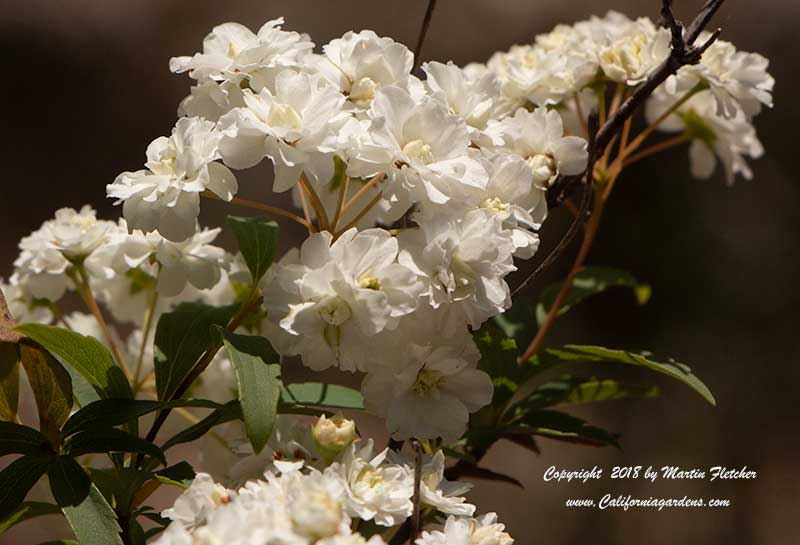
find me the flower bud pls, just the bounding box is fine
[312,414,357,463]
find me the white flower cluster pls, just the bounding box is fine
[6,12,772,448]
[155,416,512,545]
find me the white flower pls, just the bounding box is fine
[42,205,116,259]
[598,18,670,85]
[265,228,423,372]
[423,61,499,132]
[350,87,488,207]
[362,330,493,442]
[218,69,348,192]
[313,414,358,461]
[646,89,763,184]
[416,513,513,545]
[170,19,313,88]
[108,117,237,242]
[162,473,232,529]
[330,439,413,526]
[485,108,587,187]
[0,276,53,324]
[399,209,516,328]
[321,30,415,108]
[227,415,317,486]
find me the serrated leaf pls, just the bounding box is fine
[48,456,91,507]
[61,484,123,545]
[0,422,52,457]
[16,324,132,401]
[541,345,716,405]
[62,398,221,438]
[0,501,61,535]
[19,341,72,445]
[218,329,281,454]
[226,216,279,284]
[0,343,20,422]
[162,401,242,451]
[65,428,166,465]
[536,267,650,325]
[282,383,364,410]
[154,302,238,401]
[0,455,52,520]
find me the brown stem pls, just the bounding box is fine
[335,191,384,238]
[413,0,438,73]
[331,174,351,232]
[201,191,312,232]
[622,133,691,169]
[299,174,330,231]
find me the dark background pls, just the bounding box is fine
[1,1,798,544]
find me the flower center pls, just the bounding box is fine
[318,295,352,326]
[267,103,303,129]
[402,139,435,164]
[413,368,443,396]
[349,77,377,106]
[481,196,511,214]
[358,271,381,290]
[526,153,557,185]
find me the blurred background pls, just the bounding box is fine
[0,0,798,543]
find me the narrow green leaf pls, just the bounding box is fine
[282,383,364,410]
[162,401,242,451]
[19,342,72,445]
[218,329,281,454]
[65,428,166,465]
[541,345,716,405]
[48,456,91,508]
[0,501,61,535]
[16,324,132,401]
[154,302,238,401]
[0,422,52,457]
[62,398,221,438]
[509,409,620,448]
[0,455,52,520]
[516,376,659,410]
[154,462,196,490]
[536,267,651,325]
[226,216,279,284]
[61,484,123,545]
[0,343,20,422]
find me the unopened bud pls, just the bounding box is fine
[312,414,357,463]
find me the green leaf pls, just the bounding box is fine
[61,484,123,545]
[0,343,20,422]
[0,455,52,519]
[39,541,80,545]
[0,501,60,535]
[218,329,282,454]
[162,401,242,450]
[62,398,221,437]
[154,302,238,401]
[282,383,364,410]
[540,345,716,405]
[517,376,659,410]
[509,409,620,448]
[0,422,52,457]
[536,267,651,325]
[226,216,279,284]
[0,289,22,344]
[473,326,534,410]
[154,462,196,489]
[16,324,132,401]
[64,428,166,465]
[19,342,72,445]
[48,456,91,507]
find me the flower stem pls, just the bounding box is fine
[73,265,133,381]
[335,191,384,238]
[331,174,351,232]
[133,285,159,394]
[201,191,313,232]
[299,174,330,231]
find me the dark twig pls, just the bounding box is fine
[413,0,438,73]
[512,113,598,296]
[410,440,423,542]
[521,0,726,293]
